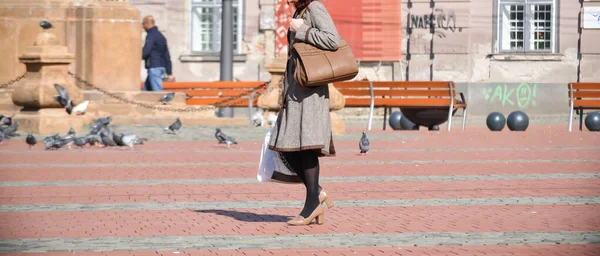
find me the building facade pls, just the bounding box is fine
[133,0,600,119]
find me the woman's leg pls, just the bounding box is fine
[297,150,321,218]
[280,151,323,189]
[281,150,323,218]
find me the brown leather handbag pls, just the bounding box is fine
[291,7,359,88]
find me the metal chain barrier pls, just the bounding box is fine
[0,72,27,89]
[68,71,268,112]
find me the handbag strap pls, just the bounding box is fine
[295,7,309,19]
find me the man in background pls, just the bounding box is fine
[142,15,174,92]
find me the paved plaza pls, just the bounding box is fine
[0,124,599,255]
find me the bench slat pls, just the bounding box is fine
[569,91,600,98]
[345,98,459,107]
[339,89,456,97]
[163,81,267,89]
[570,99,600,108]
[184,89,266,97]
[334,81,453,89]
[570,83,600,90]
[186,98,259,106]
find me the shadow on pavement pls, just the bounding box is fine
[194,209,292,223]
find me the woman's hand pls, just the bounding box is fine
[289,18,304,32]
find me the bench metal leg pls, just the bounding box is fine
[568,103,574,132]
[447,82,455,132]
[383,107,388,130]
[579,107,584,131]
[248,91,255,127]
[367,80,374,131]
[461,107,467,132]
[568,83,574,132]
[446,106,453,132]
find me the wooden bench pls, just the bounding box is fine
[162,81,268,107]
[568,82,600,131]
[333,80,468,131]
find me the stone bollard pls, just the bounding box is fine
[11,25,85,134]
[257,55,346,135]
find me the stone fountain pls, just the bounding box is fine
[11,23,86,134]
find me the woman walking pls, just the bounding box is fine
[269,0,340,226]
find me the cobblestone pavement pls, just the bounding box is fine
[0,124,599,255]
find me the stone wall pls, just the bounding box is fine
[133,0,274,83]
[0,0,142,91]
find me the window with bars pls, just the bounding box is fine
[190,0,243,54]
[498,0,556,53]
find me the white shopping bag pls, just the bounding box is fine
[257,128,301,183]
[257,128,276,182]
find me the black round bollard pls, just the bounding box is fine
[400,115,419,130]
[585,112,600,131]
[507,111,529,131]
[486,112,506,131]
[388,111,403,130]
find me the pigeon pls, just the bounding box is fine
[359,131,370,154]
[0,131,3,145]
[26,133,37,149]
[87,134,102,147]
[164,118,182,134]
[251,110,265,127]
[63,127,76,149]
[100,129,117,147]
[215,128,237,148]
[159,92,175,105]
[113,133,125,146]
[42,136,55,149]
[67,126,76,136]
[72,100,89,115]
[54,84,73,114]
[74,137,88,148]
[215,128,227,144]
[0,114,13,126]
[121,134,148,149]
[51,137,74,150]
[90,116,112,134]
[40,20,53,30]
[1,121,19,138]
[267,113,278,126]
[51,133,61,141]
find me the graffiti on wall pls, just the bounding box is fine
[482,83,538,109]
[408,8,463,38]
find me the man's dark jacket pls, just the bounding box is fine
[142,26,172,75]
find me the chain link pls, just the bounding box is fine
[68,71,268,113]
[0,72,27,89]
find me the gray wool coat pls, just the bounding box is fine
[268,1,339,157]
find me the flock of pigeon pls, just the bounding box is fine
[24,116,148,150]
[0,84,240,150]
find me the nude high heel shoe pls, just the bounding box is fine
[319,189,334,209]
[286,204,325,225]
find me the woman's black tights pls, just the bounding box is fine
[281,150,321,218]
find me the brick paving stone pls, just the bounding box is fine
[1,162,599,182]
[1,205,598,239]
[1,149,598,166]
[2,173,599,187]
[1,178,597,204]
[1,187,598,206]
[0,125,598,254]
[1,231,599,253]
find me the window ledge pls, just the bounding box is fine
[489,53,564,61]
[179,54,247,63]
